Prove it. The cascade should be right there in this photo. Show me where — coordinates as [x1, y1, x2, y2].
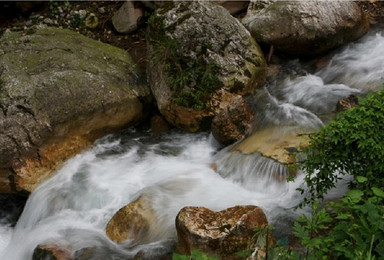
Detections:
[0, 28, 383, 260]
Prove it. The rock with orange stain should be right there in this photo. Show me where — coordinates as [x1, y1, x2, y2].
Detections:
[231, 127, 310, 166]
[176, 205, 273, 259]
[106, 196, 156, 244]
[33, 244, 72, 260]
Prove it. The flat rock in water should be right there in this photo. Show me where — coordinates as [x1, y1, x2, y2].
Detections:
[231, 127, 310, 165]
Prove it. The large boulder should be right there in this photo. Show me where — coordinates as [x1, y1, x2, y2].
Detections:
[0, 27, 151, 193]
[147, 1, 266, 133]
[176, 205, 273, 259]
[243, 0, 370, 57]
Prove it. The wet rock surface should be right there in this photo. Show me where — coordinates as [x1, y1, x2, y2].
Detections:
[176, 205, 272, 259]
[211, 95, 253, 145]
[106, 196, 155, 244]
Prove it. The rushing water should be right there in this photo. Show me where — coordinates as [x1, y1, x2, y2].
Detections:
[0, 28, 383, 260]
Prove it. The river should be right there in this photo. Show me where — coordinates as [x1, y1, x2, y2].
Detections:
[0, 28, 383, 259]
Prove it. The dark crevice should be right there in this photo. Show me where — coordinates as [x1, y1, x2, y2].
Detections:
[16, 104, 35, 117]
[5, 134, 21, 157]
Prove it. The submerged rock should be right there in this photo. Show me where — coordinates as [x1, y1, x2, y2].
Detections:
[33, 244, 72, 260]
[243, 0, 370, 57]
[106, 196, 156, 244]
[176, 205, 273, 259]
[0, 27, 151, 193]
[147, 1, 266, 133]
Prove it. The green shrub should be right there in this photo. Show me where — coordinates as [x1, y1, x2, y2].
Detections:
[292, 187, 384, 260]
[286, 88, 384, 259]
[299, 89, 384, 204]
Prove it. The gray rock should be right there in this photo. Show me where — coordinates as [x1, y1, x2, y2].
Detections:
[0, 27, 151, 193]
[98, 7, 106, 14]
[147, 1, 266, 133]
[78, 9, 87, 19]
[243, 0, 370, 57]
[112, 1, 144, 34]
[43, 18, 54, 25]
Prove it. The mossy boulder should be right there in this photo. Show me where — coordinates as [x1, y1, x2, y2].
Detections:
[0, 27, 151, 193]
[243, 1, 370, 57]
[147, 1, 266, 133]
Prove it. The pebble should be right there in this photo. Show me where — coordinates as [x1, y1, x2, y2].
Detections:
[98, 7, 106, 14]
[79, 10, 87, 19]
[43, 18, 54, 25]
[26, 20, 33, 26]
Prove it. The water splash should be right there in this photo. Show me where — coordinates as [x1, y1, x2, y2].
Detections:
[0, 131, 309, 259]
[317, 30, 384, 91]
[277, 75, 361, 114]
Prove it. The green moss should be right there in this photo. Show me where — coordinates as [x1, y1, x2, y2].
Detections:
[148, 11, 221, 110]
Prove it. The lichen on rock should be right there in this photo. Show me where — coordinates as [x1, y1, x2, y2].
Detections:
[0, 27, 151, 193]
[147, 1, 266, 133]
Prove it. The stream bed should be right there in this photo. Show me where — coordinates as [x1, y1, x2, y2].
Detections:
[0, 27, 383, 260]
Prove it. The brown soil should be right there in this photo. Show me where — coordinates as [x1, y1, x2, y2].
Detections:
[0, 1, 148, 72]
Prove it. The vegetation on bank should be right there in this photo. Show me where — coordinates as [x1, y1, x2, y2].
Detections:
[174, 89, 384, 259]
[147, 12, 221, 110]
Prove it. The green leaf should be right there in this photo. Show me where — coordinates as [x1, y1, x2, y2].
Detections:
[372, 187, 384, 198]
[234, 250, 251, 257]
[336, 213, 352, 220]
[375, 240, 384, 256]
[173, 253, 190, 260]
[346, 189, 364, 203]
[355, 176, 368, 183]
[190, 249, 202, 259]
